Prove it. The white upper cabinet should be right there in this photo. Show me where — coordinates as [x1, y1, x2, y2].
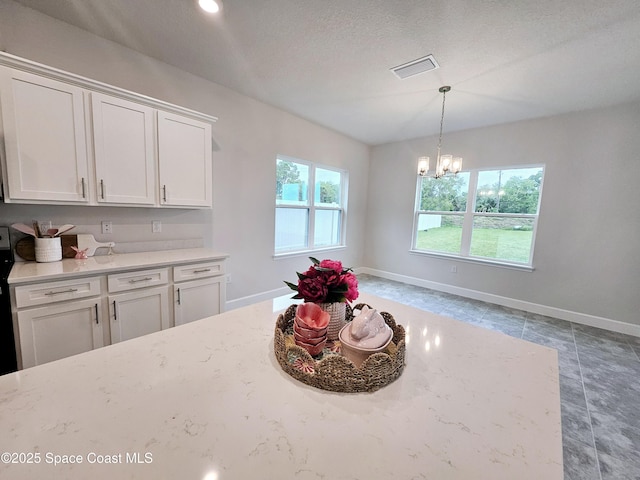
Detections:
[0, 68, 89, 203]
[158, 111, 212, 208]
[0, 53, 217, 208]
[91, 93, 156, 205]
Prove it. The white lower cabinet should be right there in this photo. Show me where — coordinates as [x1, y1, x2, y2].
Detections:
[11, 255, 227, 369]
[174, 277, 224, 326]
[107, 269, 170, 343]
[109, 286, 170, 343]
[17, 297, 105, 369]
[173, 261, 225, 326]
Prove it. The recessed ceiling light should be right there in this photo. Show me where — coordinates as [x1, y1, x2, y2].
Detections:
[199, 0, 220, 13]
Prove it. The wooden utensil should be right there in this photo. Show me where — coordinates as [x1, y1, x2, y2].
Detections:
[54, 224, 75, 236]
[46, 224, 75, 237]
[11, 223, 36, 237]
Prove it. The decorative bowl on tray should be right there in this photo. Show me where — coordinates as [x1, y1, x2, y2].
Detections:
[338, 322, 393, 368]
[274, 303, 406, 393]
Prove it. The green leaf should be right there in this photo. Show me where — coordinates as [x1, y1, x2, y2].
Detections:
[309, 256, 320, 265]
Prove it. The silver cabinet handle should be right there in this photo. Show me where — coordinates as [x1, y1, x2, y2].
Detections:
[193, 268, 211, 274]
[45, 288, 78, 296]
[128, 277, 153, 283]
[100, 179, 105, 199]
[81, 177, 86, 198]
[162, 185, 167, 202]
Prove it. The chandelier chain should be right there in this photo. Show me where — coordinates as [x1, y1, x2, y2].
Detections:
[437, 88, 447, 162]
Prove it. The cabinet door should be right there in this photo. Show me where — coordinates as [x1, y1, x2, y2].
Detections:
[110, 286, 170, 343]
[174, 277, 223, 326]
[91, 93, 156, 205]
[0, 68, 89, 202]
[17, 298, 105, 368]
[157, 111, 212, 207]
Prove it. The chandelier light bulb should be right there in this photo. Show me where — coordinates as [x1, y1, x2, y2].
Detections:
[417, 156, 429, 176]
[452, 157, 462, 173]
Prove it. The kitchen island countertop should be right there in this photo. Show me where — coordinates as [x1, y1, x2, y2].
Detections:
[0, 292, 563, 479]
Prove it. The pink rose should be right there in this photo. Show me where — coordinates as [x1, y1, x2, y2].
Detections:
[302, 266, 320, 278]
[320, 270, 342, 287]
[297, 277, 328, 303]
[319, 259, 343, 274]
[343, 273, 359, 302]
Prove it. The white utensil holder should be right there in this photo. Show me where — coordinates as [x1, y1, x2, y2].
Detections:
[35, 237, 62, 263]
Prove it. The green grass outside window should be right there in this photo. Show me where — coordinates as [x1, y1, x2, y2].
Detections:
[416, 227, 533, 263]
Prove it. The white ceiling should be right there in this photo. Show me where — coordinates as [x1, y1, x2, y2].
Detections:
[12, 0, 640, 145]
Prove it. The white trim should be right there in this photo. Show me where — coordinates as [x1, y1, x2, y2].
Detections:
[273, 245, 346, 260]
[408, 249, 534, 272]
[226, 286, 291, 311]
[357, 267, 640, 338]
[0, 52, 217, 124]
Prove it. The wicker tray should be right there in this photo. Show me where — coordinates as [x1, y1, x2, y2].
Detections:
[274, 303, 406, 393]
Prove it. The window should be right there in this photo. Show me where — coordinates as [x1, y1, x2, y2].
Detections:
[275, 156, 347, 254]
[413, 165, 544, 267]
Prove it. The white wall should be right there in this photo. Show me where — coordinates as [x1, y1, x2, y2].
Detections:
[365, 102, 640, 328]
[1, 1, 638, 332]
[0, 0, 370, 303]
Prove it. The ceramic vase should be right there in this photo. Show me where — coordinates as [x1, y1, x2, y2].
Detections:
[318, 302, 347, 341]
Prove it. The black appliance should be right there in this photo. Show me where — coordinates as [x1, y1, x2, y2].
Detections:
[0, 226, 17, 374]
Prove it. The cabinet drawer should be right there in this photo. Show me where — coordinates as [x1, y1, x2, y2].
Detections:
[173, 261, 225, 282]
[108, 268, 169, 293]
[15, 277, 102, 308]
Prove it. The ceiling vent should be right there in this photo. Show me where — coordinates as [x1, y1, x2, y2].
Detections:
[390, 54, 439, 79]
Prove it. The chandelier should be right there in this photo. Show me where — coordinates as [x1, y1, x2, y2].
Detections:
[417, 86, 462, 179]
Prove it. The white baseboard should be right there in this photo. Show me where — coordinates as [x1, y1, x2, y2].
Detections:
[357, 267, 640, 338]
[226, 286, 291, 311]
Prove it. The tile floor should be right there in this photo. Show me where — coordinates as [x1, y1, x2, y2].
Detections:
[357, 274, 640, 480]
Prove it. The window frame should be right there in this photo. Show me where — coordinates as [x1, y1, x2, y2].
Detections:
[411, 164, 545, 270]
[274, 155, 348, 257]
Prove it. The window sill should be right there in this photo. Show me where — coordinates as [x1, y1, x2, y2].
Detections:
[273, 245, 347, 260]
[409, 249, 534, 272]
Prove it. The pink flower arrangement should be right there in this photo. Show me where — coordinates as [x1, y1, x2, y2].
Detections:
[285, 257, 358, 304]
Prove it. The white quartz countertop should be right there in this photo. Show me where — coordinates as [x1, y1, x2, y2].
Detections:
[7, 248, 229, 284]
[0, 293, 563, 479]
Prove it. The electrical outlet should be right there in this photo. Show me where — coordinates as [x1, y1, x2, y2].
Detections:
[152, 221, 162, 233]
[450, 265, 457, 273]
[226, 274, 231, 284]
[101, 221, 113, 234]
